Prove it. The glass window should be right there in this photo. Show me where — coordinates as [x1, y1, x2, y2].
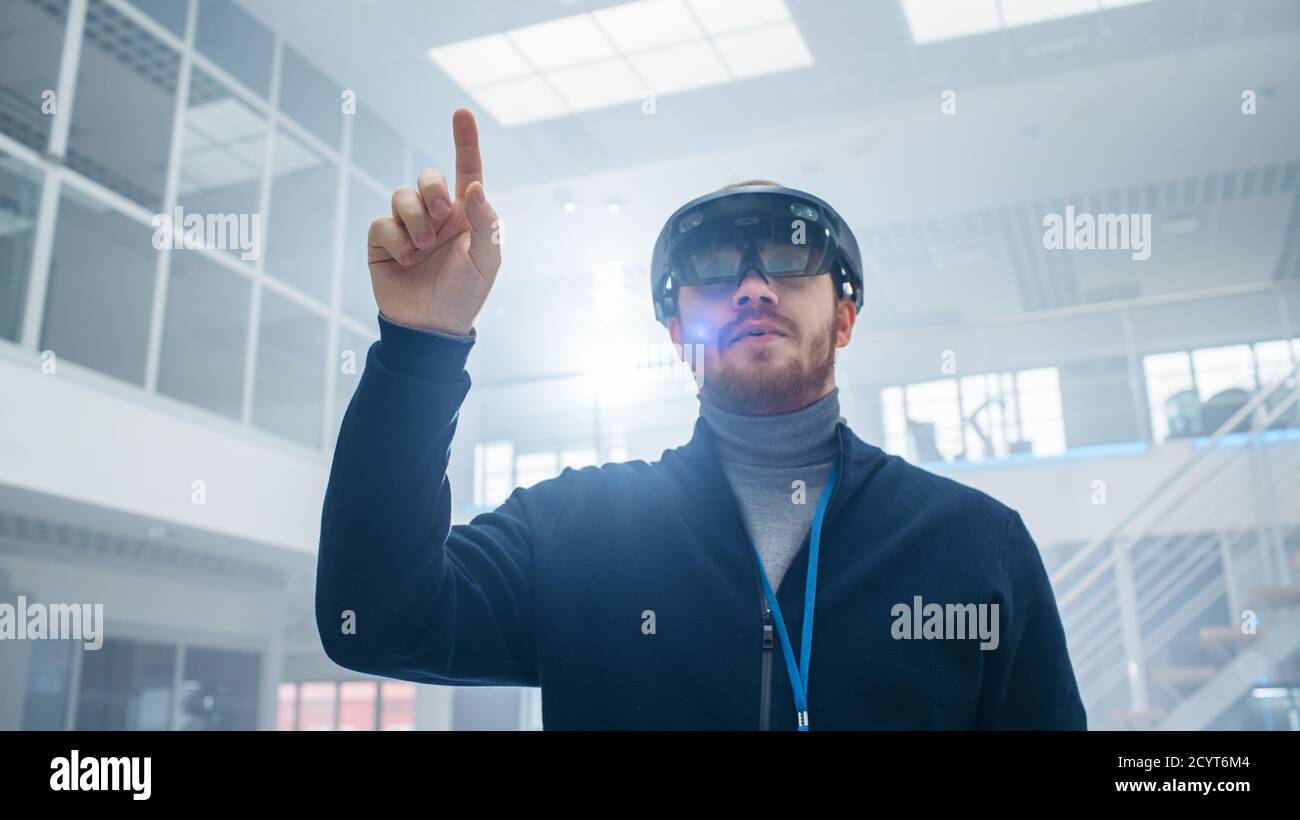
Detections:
[264, 127, 337, 302]
[175, 646, 260, 730]
[1254, 339, 1299, 388]
[0, 0, 68, 153]
[75, 637, 175, 730]
[251, 288, 326, 446]
[194, 0, 273, 98]
[352, 106, 405, 189]
[156, 251, 251, 419]
[1192, 344, 1256, 400]
[1254, 338, 1300, 431]
[1143, 351, 1195, 442]
[880, 385, 906, 456]
[881, 367, 1063, 462]
[338, 680, 377, 730]
[959, 374, 992, 460]
[67, 0, 180, 211]
[177, 68, 267, 264]
[341, 173, 385, 325]
[332, 326, 373, 445]
[1015, 367, 1066, 457]
[296, 681, 336, 731]
[904, 377, 962, 463]
[474, 440, 514, 507]
[276, 682, 297, 730]
[0, 155, 43, 342]
[278, 44, 341, 149]
[128, 0, 186, 37]
[515, 452, 560, 488]
[22, 637, 75, 730]
[379, 681, 415, 730]
[41, 187, 156, 385]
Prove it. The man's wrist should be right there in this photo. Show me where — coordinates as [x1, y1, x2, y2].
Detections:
[378, 310, 476, 341]
[375, 311, 476, 381]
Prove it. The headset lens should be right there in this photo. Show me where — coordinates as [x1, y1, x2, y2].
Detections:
[673, 219, 831, 285]
[688, 239, 814, 281]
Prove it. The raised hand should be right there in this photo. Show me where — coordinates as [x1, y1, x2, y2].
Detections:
[366, 108, 501, 335]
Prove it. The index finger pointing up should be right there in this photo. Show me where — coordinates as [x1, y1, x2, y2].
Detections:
[452, 108, 483, 202]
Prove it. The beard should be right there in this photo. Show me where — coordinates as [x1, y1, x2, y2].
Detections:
[700, 312, 837, 415]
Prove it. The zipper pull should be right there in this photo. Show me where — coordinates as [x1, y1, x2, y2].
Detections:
[761, 607, 774, 650]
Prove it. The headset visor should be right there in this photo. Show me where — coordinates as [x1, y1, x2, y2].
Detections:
[665, 193, 837, 287]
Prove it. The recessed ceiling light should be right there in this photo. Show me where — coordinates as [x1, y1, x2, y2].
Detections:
[564, 201, 577, 212]
[507, 14, 617, 71]
[685, 0, 791, 35]
[628, 40, 730, 93]
[427, 33, 533, 88]
[594, 0, 703, 53]
[900, 0, 1001, 45]
[469, 76, 569, 126]
[426, 0, 813, 126]
[547, 57, 644, 111]
[713, 21, 812, 80]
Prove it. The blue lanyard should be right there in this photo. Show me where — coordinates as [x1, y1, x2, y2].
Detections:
[751, 462, 837, 731]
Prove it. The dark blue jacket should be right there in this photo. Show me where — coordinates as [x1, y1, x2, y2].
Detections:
[316, 317, 1087, 730]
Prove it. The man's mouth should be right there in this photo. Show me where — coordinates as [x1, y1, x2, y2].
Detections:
[728, 321, 786, 346]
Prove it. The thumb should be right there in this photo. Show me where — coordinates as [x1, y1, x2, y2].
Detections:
[464, 181, 502, 278]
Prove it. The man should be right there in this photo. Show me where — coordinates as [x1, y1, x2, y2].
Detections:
[316, 108, 1087, 730]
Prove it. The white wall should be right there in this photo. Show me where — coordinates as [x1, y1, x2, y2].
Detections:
[938, 435, 1300, 550]
[0, 353, 328, 554]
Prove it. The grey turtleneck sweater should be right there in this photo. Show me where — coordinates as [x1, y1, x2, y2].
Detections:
[698, 388, 844, 592]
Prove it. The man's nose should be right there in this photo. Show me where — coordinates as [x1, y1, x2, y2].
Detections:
[731, 267, 779, 311]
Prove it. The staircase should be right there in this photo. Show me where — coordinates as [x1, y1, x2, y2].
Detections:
[1049, 363, 1300, 730]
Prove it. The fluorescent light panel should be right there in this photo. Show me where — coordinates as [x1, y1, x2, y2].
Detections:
[428, 0, 814, 126]
[593, 0, 702, 52]
[713, 20, 813, 79]
[507, 14, 616, 71]
[901, 0, 1000, 45]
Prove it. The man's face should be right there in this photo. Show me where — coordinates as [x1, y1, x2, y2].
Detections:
[668, 269, 856, 415]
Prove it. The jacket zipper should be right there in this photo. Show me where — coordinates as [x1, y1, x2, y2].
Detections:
[750, 425, 848, 731]
[759, 599, 774, 731]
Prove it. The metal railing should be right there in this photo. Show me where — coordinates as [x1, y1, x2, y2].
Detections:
[1050, 362, 1300, 724]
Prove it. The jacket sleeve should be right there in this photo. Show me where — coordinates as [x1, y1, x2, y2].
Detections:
[315, 314, 570, 687]
[976, 508, 1088, 729]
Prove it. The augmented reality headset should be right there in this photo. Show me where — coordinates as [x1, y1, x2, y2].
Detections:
[650, 185, 864, 327]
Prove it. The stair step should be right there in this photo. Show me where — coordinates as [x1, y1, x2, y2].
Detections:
[1244, 583, 1300, 609]
[1199, 625, 1264, 651]
[1153, 665, 1218, 687]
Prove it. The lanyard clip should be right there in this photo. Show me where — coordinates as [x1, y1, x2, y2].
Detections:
[797, 710, 809, 729]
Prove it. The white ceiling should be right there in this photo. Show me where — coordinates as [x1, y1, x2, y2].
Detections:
[234, 0, 1300, 383]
